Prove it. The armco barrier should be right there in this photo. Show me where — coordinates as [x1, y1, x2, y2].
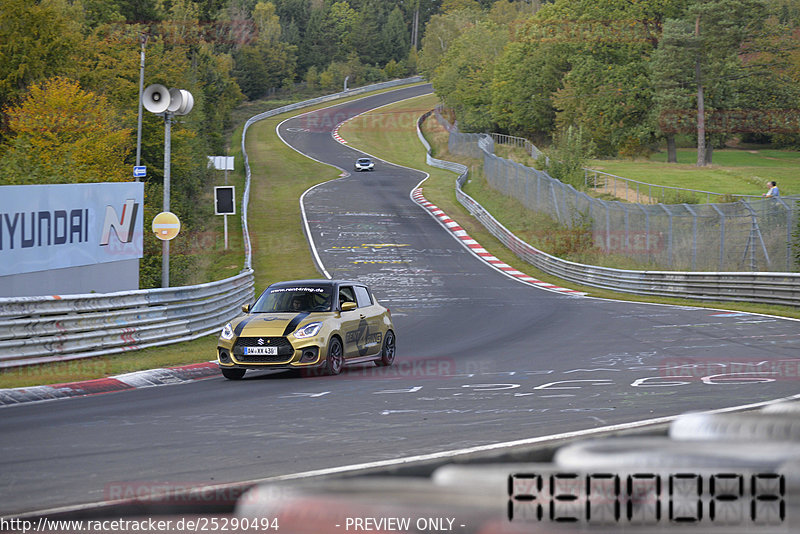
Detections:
[0, 271, 254, 368]
[417, 110, 800, 307]
[0, 78, 424, 369]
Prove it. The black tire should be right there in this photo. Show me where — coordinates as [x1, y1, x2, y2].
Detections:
[221, 367, 246, 380]
[375, 330, 396, 367]
[326, 337, 344, 376]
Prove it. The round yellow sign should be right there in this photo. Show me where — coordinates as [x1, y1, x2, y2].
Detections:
[152, 211, 181, 241]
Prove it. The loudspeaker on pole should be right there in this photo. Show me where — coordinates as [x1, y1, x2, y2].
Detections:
[142, 84, 170, 114]
[167, 88, 194, 115]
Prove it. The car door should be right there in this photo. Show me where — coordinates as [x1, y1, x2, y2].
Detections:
[353, 285, 384, 357]
[338, 285, 365, 359]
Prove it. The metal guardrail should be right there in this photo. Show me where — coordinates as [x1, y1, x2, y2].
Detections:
[0, 78, 424, 369]
[488, 132, 543, 159]
[0, 271, 254, 368]
[418, 110, 800, 307]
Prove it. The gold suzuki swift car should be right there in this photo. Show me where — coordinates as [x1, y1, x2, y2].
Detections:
[217, 280, 396, 379]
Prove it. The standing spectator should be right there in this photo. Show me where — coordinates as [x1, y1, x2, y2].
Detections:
[763, 181, 780, 198]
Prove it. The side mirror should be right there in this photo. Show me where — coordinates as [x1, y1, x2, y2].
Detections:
[242, 303, 251, 314]
[340, 301, 357, 312]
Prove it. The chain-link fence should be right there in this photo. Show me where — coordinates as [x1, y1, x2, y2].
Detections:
[446, 128, 798, 272]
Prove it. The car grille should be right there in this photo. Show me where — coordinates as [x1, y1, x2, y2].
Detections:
[234, 336, 294, 363]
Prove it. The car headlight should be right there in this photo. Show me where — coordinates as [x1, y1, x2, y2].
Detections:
[220, 322, 234, 340]
[294, 322, 322, 339]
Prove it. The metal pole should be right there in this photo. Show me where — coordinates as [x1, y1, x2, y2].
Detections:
[710, 203, 725, 271]
[135, 33, 148, 176]
[624, 203, 629, 252]
[637, 204, 650, 257]
[224, 148, 229, 250]
[162, 113, 172, 288]
[782, 199, 792, 272]
[683, 204, 698, 271]
[659, 204, 673, 267]
[525, 166, 529, 209]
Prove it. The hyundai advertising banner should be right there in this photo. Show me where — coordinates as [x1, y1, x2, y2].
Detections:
[0, 183, 144, 277]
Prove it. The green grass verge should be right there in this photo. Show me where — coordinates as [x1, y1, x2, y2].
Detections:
[588, 148, 800, 198]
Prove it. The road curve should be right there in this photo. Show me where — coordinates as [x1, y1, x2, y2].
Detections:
[1, 84, 798, 516]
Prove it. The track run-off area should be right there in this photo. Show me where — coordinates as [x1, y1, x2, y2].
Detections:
[1, 83, 799, 518]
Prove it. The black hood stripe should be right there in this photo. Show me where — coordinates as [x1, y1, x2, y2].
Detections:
[233, 315, 257, 337]
[283, 312, 311, 336]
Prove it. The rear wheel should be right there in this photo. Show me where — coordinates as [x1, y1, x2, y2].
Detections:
[326, 337, 344, 376]
[375, 330, 396, 367]
[221, 367, 246, 380]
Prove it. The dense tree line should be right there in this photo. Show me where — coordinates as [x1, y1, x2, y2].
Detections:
[0, 0, 459, 287]
[421, 0, 800, 165]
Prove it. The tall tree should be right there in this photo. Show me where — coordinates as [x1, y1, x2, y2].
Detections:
[652, 0, 773, 165]
[232, 0, 296, 98]
[692, 0, 770, 166]
[382, 6, 410, 63]
[253, 1, 283, 44]
[352, 0, 390, 65]
[299, 4, 335, 69]
[432, 20, 509, 131]
[0, 0, 82, 116]
[650, 18, 696, 162]
[491, 40, 568, 141]
[553, 54, 655, 157]
[0, 77, 132, 185]
[418, 9, 478, 78]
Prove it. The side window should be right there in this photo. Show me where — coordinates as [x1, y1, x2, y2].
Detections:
[354, 286, 373, 308]
[339, 286, 356, 307]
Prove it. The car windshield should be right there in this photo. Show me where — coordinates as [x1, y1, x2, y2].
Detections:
[358, 159, 371, 163]
[251, 286, 333, 313]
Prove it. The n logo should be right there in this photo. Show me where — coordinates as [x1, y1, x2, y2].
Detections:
[100, 199, 139, 245]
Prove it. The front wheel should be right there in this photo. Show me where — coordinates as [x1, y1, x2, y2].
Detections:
[326, 337, 344, 376]
[375, 330, 396, 367]
[221, 367, 246, 380]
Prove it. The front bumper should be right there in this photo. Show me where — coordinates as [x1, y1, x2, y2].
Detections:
[217, 336, 323, 369]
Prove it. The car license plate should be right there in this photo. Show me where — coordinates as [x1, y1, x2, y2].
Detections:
[244, 346, 278, 356]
